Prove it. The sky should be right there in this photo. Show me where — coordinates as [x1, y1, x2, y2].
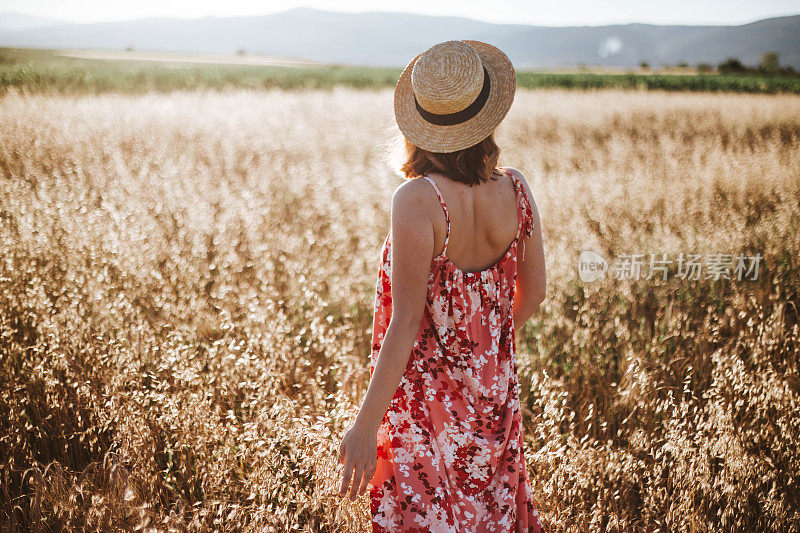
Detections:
[2, 0, 799, 26]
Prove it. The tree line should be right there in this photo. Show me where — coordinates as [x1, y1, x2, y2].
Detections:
[638, 52, 796, 75]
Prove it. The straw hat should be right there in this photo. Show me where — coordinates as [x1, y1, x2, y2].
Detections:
[394, 40, 516, 153]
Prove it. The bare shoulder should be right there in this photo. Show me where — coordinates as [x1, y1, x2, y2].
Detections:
[389, 178, 438, 260]
[501, 166, 539, 214]
[391, 177, 437, 225]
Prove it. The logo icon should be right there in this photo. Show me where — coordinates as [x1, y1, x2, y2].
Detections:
[578, 250, 607, 282]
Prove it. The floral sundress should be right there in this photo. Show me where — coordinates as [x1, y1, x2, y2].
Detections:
[367, 167, 546, 532]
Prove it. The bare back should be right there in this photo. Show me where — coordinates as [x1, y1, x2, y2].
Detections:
[423, 169, 520, 273]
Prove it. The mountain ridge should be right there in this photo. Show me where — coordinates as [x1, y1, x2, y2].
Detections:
[1, 8, 797, 68]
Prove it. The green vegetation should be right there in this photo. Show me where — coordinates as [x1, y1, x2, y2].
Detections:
[717, 52, 797, 76]
[696, 62, 712, 73]
[2, 47, 800, 94]
[515, 70, 800, 93]
[0, 48, 402, 93]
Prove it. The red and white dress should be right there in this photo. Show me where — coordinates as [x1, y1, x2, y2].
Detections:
[367, 167, 546, 532]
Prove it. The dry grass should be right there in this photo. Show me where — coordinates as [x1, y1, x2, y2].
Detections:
[0, 87, 799, 531]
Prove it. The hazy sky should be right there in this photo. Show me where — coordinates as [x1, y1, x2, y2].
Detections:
[3, 0, 799, 26]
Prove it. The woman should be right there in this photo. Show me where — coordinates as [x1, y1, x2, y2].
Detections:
[338, 40, 547, 532]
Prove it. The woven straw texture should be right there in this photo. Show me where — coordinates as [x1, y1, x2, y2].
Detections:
[394, 40, 516, 153]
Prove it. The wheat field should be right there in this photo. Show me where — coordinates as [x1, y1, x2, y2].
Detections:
[1, 87, 799, 531]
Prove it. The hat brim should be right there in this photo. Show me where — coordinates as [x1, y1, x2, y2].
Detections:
[394, 40, 516, 154]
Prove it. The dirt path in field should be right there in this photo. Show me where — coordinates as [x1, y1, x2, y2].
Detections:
[57, 49, 324, 68]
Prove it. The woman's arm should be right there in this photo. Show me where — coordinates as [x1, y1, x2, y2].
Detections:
[511, 170, 546, 332]
[338, 179, 433, 500]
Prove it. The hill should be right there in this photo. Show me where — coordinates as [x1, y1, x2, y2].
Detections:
[0, 8, 798, 68]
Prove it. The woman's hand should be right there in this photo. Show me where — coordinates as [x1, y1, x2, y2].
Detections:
[338, 421, 378, 500]
[333, 182, 429, 500]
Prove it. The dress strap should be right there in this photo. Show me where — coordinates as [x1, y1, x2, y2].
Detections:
[421, 175, 450, 255]
[501, 167, 535, 262]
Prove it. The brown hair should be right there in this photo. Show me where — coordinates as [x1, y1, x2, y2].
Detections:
[399, 132, 501, 186]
